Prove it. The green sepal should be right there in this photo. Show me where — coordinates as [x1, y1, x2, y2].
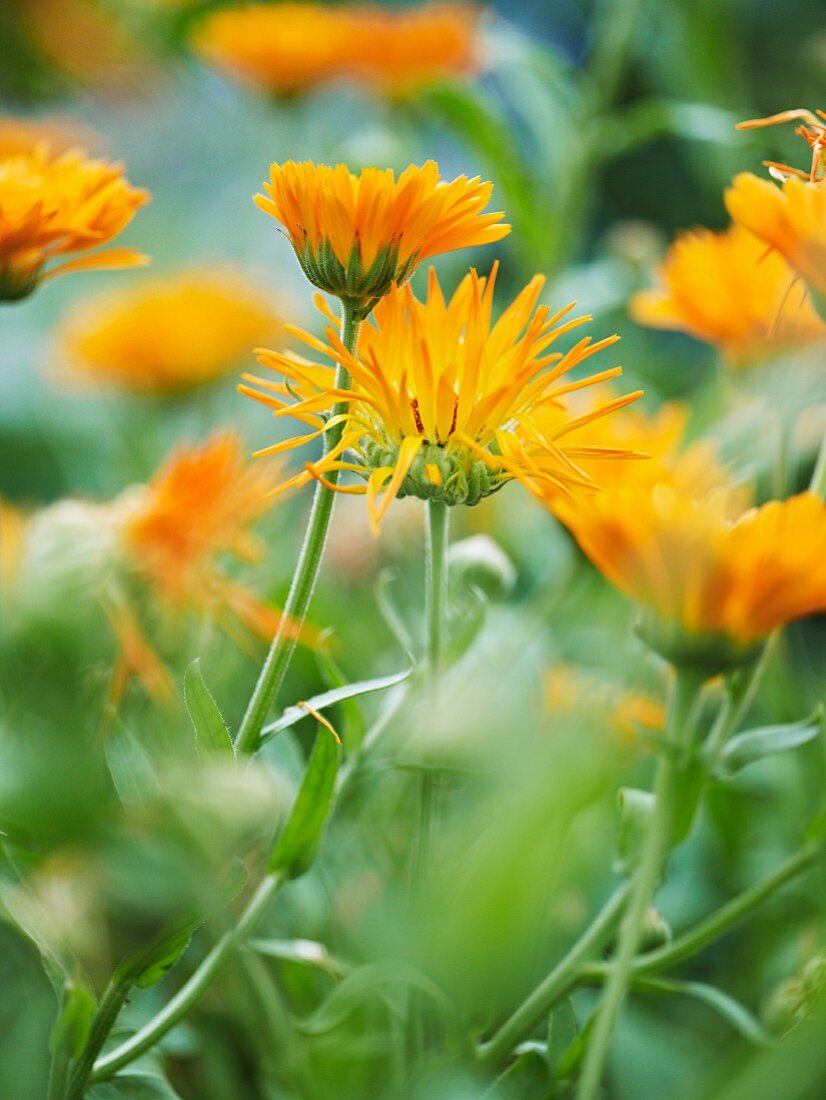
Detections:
[613, 787, 655, 875]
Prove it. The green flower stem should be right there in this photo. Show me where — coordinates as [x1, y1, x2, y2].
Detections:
[90, 872, 284, 1085]
[576, 670, 705, 1100]
[579, 843, 819, 985]
[809, 427, 826, 500]
[234, 302, 361, 756]
[425, 499, 449, 681]
[704, 643, 772, 763]
[476, 881, 632, 1070]
[65, 979, 132, 1099]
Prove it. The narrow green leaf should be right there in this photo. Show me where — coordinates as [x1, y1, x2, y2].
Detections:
[548, 996, 579, 1073]
[183, 660, 233, 756]
[634, 977, 773, 1045]
[88, 1070, 183, 1099]
[249, 937, 351, 978]
[374, 568, 415, 652]
[268, 727, 340, 878]
[259, 664, 412, 746]
[294, 960, 457, 1036]
[614, 787, 655, 875]
[315, 650, 366, 751]
[484, 1048, 550, 1099]
[49, 980, 95, 1058]
[717, 709, 822, 777]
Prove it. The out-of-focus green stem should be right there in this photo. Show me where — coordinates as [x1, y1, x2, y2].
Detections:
[91, 873, 283, 1084]
[576, 670, 704, 1100]
[65, 979, 132, 1099]
[476, 881, 631, 1070]
[580, 844, 819, 985]
[809, 428, 826, 499]
[235, 302, 360, 756]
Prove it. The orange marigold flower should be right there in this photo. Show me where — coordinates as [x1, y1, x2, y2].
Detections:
[725, 173, 826, 301]
[630, 224, 826, 364]
[240, 264, 641, 532]
[118, 432, 317, 648]
[254, 159, 509, 314]
[193, 2, 479, 100]
[56, 269, 281, 394]
[0, 115, 98, 161]
[0, 499, 28, 593]
[562, 484, 826, 662]
[0, 145, 149, 302]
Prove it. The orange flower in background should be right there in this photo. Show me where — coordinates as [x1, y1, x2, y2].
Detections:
[118, 432, 315, 646]
[57, 269, 281, 394]
[193, 3, 352, 97]
[0, 115, 98, 161]
[256, 159, 509, 312]
[0, 146, 149, 302]
[544, 664, 665, 743]
[0, 500, 28, 592]
[193, 2, 479, 99]
[630, 224, 826, 364]
[563, 484, 826, 651]
[241, 264, 641, 531]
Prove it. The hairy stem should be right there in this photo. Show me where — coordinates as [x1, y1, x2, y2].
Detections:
[576, 671, 704, 1100]
[235, 302, 360, 755]
[65, 979, 131, 1099]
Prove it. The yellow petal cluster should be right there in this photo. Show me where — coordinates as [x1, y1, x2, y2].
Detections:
[57, 269, 281, 394]
[194, 2, 478, 99]
[0, 145, 149, 301]
[631, 223, 826, 363]
[255, 159, 509, 312]
[241, 265, 641, 531]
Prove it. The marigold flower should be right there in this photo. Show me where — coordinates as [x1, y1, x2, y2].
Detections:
[0, 115, 97, 161]
[630, 224, 826, 364]
[254, 160, 509, 315]
[193, 2, 478, 99]
[57, 269, 281, 394]
[0, 146, 149, 302]
[241, 265, 641, 532]
[725, 173, 826, 301]
[562, 485, 826, 661]
[0, 499, 28, 593]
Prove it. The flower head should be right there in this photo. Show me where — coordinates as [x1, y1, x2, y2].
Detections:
[0, 145, 149, 301]
[562, 483, 826, 665]
[193, 2, 479, 100]
[0, 499, 27, 593]
[254, 160, 509, 315]
[726, 108, 826, 301]
[630, 223, 826, 364]
[241, 265, 642, 532]
[57, 269, 281, 394]
[726, 173, 826, 301]
[545, 663, 665, 743]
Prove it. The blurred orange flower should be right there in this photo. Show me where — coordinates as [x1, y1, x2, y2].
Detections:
[544, 664, 665, 743]
[0, 500, 28, 592]
[193, 2, 479, 99]
[242, 264, 641, 531]
[255, 159, 508, 312]
[57, 269, 281, 394]
[726, 173, 826, 301]
[0, 115, 98, 160]
[630, 223, 826, 364]
[0, 146, 149, 302]
[563, 484, 826, 651]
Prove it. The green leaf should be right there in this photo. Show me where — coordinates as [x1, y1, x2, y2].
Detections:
[294, 960, 457, 1036]
[547, 996, 579, 1073]
[259, 664, 412, 747]
[484, 1048, 551, 1099]
[184, 660, 233, 757]
[443, 582, 488, 668]
[716, 709, 822, 778]
[374, 568, 415, 652]
[268, 727, 340, 878]
[133, 928, 193, 990]
[88, 1070, 182, 1099]
[634, 977, 773, 1045]
[249, 937, 351, 978]
[315, 650, 366, 751]
[614, 787, 655, 875]
[49, 980, 95, 1058]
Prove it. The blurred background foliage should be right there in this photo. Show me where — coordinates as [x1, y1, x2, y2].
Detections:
[1, 1, 826, 1098]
